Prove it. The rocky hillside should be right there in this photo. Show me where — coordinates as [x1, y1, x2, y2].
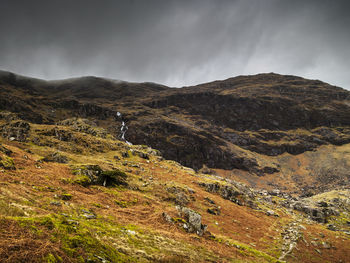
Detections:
[0, 115, 349, 262]
[1, 70, 350, 194]
[0, 70, 350, 262]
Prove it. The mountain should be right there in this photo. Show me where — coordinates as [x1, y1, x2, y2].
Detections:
[0, 71, 349, 262]
[1, 70, 350, 194]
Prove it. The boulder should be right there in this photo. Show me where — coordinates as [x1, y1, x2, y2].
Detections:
[177, 206, 207, 236]
[162, 212, 173, 224]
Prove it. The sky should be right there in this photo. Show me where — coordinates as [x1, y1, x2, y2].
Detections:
[0, 0, 349, 89]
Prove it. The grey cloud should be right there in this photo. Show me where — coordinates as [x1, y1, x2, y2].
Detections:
[0, 0, 349, 89]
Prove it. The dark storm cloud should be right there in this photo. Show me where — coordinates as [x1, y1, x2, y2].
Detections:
[0, 0, 349, 89]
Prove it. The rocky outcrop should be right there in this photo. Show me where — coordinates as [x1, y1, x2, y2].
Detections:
[279, 222, 304, 261]
[166, 186, 194, 206]
[176, 206, 207, 236]
[0, 121, 30, 142]
[281, 194, 347, 224]
[129, 119, 279, 175]
[198, 181, 256, 208]
[43, 152, 69, 164]
[72, 165, 127, 187]
[57, 118, 107, 138]
[57, 100, 116, 120]
[292, 202, 339, 223]
[39, 128, 77, 142]
[0, 111, 19, 122]
[1, 72, 350, 180]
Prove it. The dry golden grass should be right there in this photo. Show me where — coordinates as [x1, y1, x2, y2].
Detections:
[0, 122, 349, 262]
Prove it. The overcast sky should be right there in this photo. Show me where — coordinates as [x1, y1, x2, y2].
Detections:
[0, 0, 349, 89]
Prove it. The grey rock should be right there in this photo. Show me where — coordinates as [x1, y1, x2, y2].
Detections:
[292, 201, 340, 223]
[166, 186, 192, 206]
[57, 118, 107, 138]
[266, 210, 279, 217]
[178, 207, 207, 236]
[162, 212, 173, 224]
[198, 182, 256, 208]
[0, 121, 30, 142]
[43, 152, 69, 163]
[81, 210, 97, 219]
[175, 192, 190, 206]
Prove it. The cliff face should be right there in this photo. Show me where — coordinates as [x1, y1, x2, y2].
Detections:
[1, 71, 350, 192]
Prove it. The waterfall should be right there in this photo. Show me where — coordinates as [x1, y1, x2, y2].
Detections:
[117, 112, 132, 145]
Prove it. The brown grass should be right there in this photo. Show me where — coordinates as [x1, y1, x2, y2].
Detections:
[0, 133, 349, 262]
[0, 218, 71, 263]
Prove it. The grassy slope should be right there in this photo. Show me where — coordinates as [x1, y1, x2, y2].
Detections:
[0, 121, 349, 262]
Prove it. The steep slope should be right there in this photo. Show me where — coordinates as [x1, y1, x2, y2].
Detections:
[1, 71, 350, 194]
[0, 117, 349, 262]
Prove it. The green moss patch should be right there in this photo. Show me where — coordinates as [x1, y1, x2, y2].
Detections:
[0, 155, 15, 170]
[72, 165, 127, 187]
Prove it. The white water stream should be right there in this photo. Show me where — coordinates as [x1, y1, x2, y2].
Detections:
[117, 112, 132, 145]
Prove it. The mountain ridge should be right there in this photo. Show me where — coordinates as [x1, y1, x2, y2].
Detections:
[1, 70, 350, 194]
[0, 70, 350, 262]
